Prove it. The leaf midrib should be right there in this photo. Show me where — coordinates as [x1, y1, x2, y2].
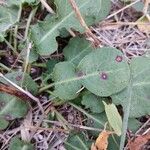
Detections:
[53, 68, 125, 87]
[39, 1, 89, 44]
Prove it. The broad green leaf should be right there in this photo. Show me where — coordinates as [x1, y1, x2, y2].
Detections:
[63, 37, 93, 66]
[111, 57, 150, 118]
[77, 47, 130, 96]
[1, 71, 38, 94]
[19, 42, 39, 63]
[30, 0, 111, 55]
[46, 60, 58, 73]
[0, 117, 9, 130]
[0, 93, 28, 119]
[65, 133, 92, 150]
[6, 0, 36, 6]
[41, 59, 59, 85]
[132, 1, 144, 12]
[107, 135, 120, 150]
[86, 113, 107, 136]
[128, 118, 141, 133]
[59, 27, 70, 38]
[82, 92, 105, 113]
[21, 50, 39, 63]
[52, 62, 82, 100]
[103, 102, 122, 136]
[0, 5, 19, 41]
[9, 137, 34, 150]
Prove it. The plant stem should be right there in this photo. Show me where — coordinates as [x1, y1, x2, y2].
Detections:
[119, 75, 133, 150]
[4, 38, 18, 55]
[53, 108, 71, 130]
[24, 7, 38, 40]
[40, 0, 55, 14]
[0, 63, 11, 72]
[14, 4, 22, 52]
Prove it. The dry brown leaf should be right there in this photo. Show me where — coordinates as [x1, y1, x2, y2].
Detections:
[128, 133, 150, 150]
[91, 130, 113, 150]
[91, 143, 97, 150]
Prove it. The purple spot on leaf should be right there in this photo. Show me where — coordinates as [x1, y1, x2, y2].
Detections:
[16, 75, 22, 81]
[100, 72, 108, 80]
[115, 55, 123, 62]
[77, 71, 84, 78]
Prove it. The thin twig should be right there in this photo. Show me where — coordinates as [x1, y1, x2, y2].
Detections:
[14, 4, 22, 53]
[23, 42, 31, 73]
[135, 117, 150, 135]
[26, 126, 68, 133]
[0, 73, 44, 114]
[43, 120, 103, 132]
[68, 0, 100, 46]
[106, 0, 141, 19]
[24, 7, 38, 40]
[40, 0, 55, 14]
[103, 22, 150, 26]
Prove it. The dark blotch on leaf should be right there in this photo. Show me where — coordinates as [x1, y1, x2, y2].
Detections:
[0, 102, 5, 108]
[4, 114, 13, 121]
[100, 72, 108, 80]
[115, 55, 123, 62]
[77, 71, 85, 78]
[15, 75, 22, 81]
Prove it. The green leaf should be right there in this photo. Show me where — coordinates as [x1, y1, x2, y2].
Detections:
[128, 118, 141, 133]
[52, 62, 82, 100]
[30, 0, 111, 55]
[65, 132, 92, 150]
[0, 72, 35, 127]
[9, 137, 34, 150]
[41, 59, 59, 85]
[59, 27, 70, 38]
[103, 102, 122, 136]
[21, 50, 39, 64]
[82, 92, 105, 113]
[63, 37, 93, 66]
[108, 135, 120, 150]
[132, 2, 144, 12]
[2, 71, 38, 94]
[111, 57, 150, 118]
[86, 113, 107, 136]
[0, 5, 19, 41]
[77, 47, 130, 96]
[46, 59, 59, 74]
[18, 42, 39, 63]
[0, 117, 9, 130]
[6, 0, 36, 6]
[0, 93, 28, 119]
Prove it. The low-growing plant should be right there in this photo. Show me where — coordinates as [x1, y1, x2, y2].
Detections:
[0, 0, 149, 149]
